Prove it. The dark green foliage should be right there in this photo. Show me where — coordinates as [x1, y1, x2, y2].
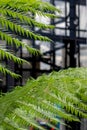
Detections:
[0, 68, 87, 129]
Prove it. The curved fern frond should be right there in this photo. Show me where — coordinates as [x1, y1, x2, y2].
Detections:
[0, 64, 21, 78]
[0, 49, 29, 65]
[0, 0, 60, 77]
[0, 9, 54, 30]
[0, 16, 51, 41]
[0, 68, 87, 129]
[0, 0, 61, 13]
[3, 4, 59, 18]
[0, 31, 41, 55]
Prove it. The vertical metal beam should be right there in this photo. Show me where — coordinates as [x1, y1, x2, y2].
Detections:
[50, 0, 56, 70]
[66, 1, 81, 129]
[69, 0, 77, 67]
[69, 0, 76, 38]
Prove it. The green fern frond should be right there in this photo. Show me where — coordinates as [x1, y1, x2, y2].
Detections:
[3, 4, 59, 19]
[0, 31, 41, 55]
[2, 117, 25, 130]
[0, 9, 54, 30]
[0, 17, 51, 41]
[0, 64, 21, 78]
[0, 49, 29, 65]
[0, 0, 60, 77]
[0, 68, 87, 129]
[14, 108, 45, 130]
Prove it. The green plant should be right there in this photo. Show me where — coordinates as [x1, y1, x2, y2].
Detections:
[0, 67, 87, 129]
[0, 0, 60, 78]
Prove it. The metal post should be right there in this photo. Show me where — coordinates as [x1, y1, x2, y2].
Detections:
[69, 0, 77, 67]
